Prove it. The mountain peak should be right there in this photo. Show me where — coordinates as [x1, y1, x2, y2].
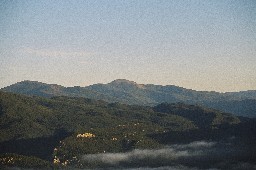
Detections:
[110, 79, 137, 85]
[109, 79, 145, 89]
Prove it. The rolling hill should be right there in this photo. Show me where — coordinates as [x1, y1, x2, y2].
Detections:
[2, 79, 256, 117]
[1, 91, 256, 168]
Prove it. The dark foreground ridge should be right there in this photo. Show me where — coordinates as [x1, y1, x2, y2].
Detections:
[0, 91, 256, 169]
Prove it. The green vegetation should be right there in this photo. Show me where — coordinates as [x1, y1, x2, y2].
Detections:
[153, 103, 240, 129]
[2, 79, 256, 117]
[0, 92, 198, 143]
[0, 91, 255, 168]
[53, 124, 163, 167]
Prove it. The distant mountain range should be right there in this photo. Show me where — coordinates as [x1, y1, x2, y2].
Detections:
[2, 79, 256, 117]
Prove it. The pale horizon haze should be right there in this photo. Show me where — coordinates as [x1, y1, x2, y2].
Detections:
[1, 0, 256, 92]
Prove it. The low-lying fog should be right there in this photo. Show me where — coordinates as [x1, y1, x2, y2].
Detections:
[81, 140, 255, 170]
[7, 140, 256, 170]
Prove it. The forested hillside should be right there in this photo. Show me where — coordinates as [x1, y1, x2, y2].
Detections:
[0, 91, 255, 168]
[2, 79, 256, 117]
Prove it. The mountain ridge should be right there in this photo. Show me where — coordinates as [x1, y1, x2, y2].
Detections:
[4, 79, 255, 93]
[2, 79, 256, 117]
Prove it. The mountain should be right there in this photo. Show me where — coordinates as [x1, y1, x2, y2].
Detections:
[153, 102, 240, 129]
[1, 91, 256, 168]
[0, 91, 256, 169]
[204, 99, 256, 118]
[2, 79, 256, 117]
[0, 91, 197, 143]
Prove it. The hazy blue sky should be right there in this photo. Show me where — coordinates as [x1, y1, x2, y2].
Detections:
[1, 0, 256, 92]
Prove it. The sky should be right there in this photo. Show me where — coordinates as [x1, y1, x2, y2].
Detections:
[0, 0, 256, 92]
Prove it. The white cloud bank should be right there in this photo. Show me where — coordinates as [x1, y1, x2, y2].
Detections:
[81, 141, 256, 170]
[83, 141, 216, 165]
